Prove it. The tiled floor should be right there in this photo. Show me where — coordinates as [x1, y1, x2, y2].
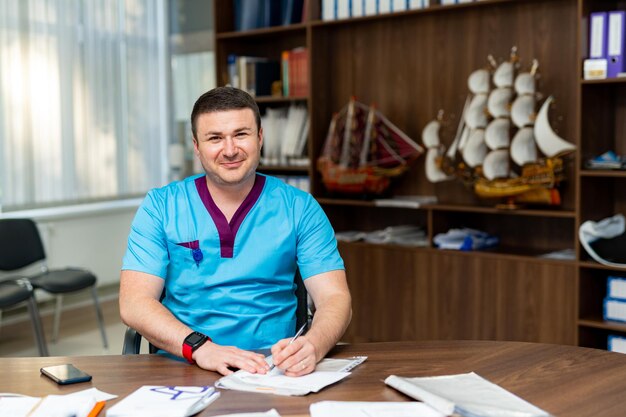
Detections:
[0, 294, 140, 357]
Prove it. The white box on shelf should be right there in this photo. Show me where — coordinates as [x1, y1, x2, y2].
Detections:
[583, 58, 607, 79]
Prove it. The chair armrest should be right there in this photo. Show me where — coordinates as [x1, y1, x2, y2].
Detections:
[122, 326, 142, 355]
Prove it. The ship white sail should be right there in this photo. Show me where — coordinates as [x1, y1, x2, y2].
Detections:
[462, 129, 487, 168]
[493, 60, 514, 88]
[485, 118, 510, 150]
[483, 149, 510, 180]
[426, 148, 453, 183]
[510, 127, 537, 166]
[468, 68, 490, 94]
[511, 95, 535, 128]
[487, 87, 513, 118]
[421, 119, 454, 183]
[422, 119, 441, 148]
[465, 94, 488, 129]
[534, 96, 576, 157]
[514, 59, 538, 95]
[514, 72, 536, 96]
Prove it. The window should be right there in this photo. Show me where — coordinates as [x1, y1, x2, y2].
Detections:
[0, 0, 168, 211]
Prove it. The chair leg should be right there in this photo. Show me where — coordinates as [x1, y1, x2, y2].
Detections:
[26, 296, 49, 356]
[91, 286, 108, 349]
[52, 295, 63, 343]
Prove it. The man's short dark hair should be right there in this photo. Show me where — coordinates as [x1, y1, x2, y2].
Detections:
[190, 87, 261, 140]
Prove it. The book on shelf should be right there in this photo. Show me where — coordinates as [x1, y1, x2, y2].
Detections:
[281, 47, 308, 97]
[261, 104, 309, 166]
[233, 0, 304, 31]
[233, 0, 280, 31]
[227, 55, 281, 98]
[281, 0, 305, 25]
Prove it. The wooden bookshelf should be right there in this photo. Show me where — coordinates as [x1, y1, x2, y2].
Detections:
[212, 0, 626, 349]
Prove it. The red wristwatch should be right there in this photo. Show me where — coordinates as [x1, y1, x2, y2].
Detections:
[182, 331, 210, 364]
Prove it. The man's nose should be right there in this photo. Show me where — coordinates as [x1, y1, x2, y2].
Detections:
[223, 137, 237, 156]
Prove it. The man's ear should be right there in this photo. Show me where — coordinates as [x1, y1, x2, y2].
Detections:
[258, 127, 264, 148]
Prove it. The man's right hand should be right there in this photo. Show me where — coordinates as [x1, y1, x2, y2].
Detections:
[193, 342, 270, 376]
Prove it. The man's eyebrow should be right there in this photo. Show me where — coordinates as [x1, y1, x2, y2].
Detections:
[203, 127, 254, 136]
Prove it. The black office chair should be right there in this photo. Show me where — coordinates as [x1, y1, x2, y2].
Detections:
[122, 270, 311, 354]
[0, 218, 108, 349]
[0, 278, 49, 356]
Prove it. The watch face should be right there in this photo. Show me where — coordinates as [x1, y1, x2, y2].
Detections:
[186, 332, 205, 346]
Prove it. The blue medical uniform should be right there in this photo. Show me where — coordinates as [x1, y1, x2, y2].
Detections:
[122, 173, 344, 350]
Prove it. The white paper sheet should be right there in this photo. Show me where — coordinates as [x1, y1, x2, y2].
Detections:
[105, 386, 219, 417]
[216, 370, 349, 396]
[385, 372, 552, 417]
[0, 388, 117, 417]
[212, 409, 282, 417]
[310, 401, 445, 417]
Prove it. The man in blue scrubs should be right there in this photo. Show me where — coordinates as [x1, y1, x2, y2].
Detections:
[119, 87, 352, 376]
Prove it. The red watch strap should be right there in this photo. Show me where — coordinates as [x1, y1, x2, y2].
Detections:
[182, 342, 194, 364]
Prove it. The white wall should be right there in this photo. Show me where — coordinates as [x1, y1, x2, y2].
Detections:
[0, 200, 140, 287]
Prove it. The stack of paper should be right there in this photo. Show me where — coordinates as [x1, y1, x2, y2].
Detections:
[385, 372, 552, 417]
[216, 357, 366, 396]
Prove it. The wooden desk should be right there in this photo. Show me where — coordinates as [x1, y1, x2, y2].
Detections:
[3, 340, 626, 416]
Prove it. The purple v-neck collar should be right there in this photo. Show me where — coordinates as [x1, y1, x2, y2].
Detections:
[194, 174, 266, 258]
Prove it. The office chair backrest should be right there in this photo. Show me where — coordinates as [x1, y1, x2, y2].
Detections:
[294, 269, 308, 331]
[0, 219, 47, 271]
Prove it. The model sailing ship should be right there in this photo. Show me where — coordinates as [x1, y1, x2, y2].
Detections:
[318, 97, 424, 195]
[422, 47, 576, 206]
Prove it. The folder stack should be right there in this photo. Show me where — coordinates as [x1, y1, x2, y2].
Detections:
[603, 276, 626, 323]
[585, 9, 626, 79]
[321, 0, 430, 21]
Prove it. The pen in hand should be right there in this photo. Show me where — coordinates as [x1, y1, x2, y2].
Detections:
[268, 323, 307, 372]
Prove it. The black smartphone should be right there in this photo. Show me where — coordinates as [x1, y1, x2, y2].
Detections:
[40, 364, 92, 385]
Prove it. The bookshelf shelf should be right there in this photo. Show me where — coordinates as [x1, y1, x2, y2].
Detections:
[216, 23, 307, 40]
[581, 77, 626, 85]
[579, 170, 626, 178]
[579, 317, 626, 332]
[213, 0, 623, 349]
[579, 261, 626, 272]
[258, 165, 309, 173]
[430, 204, 576, 218]
[254, 95, 308, 104]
